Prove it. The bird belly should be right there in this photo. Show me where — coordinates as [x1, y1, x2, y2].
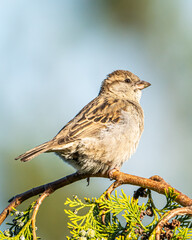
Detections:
[75, 114, 142, 173]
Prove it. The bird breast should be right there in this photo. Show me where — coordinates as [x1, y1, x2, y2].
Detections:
[79, 108, 144, 168]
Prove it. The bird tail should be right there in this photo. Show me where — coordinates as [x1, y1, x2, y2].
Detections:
[15, 141, 52, 162]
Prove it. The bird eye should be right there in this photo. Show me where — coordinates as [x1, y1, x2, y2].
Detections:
[125, 78, 131, 83]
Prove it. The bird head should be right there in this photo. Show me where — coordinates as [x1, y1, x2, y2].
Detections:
[99, 70, 151, 102]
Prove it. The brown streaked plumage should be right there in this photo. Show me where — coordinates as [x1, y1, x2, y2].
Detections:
[15, 70, 151, 174]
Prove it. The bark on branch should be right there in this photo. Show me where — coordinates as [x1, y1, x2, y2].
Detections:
[0, 170, 192, 233]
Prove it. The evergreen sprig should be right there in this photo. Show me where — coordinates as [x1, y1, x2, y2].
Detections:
[1, 188, 191, 239]
[0, 201, 39, 240]
[64, 189, 192, 239]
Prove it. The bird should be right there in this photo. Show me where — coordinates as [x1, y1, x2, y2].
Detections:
[15, 70, 151, 175]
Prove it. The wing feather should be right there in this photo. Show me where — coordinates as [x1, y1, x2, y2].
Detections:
[52, 96, 134, 146]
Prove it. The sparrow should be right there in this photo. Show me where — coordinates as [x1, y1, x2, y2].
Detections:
[15, 70, 151, 174]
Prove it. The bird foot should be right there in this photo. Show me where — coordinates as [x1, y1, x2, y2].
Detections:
[108, 167, 120, 179]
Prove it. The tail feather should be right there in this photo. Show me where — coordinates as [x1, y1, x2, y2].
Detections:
[15, 141, 52, 162]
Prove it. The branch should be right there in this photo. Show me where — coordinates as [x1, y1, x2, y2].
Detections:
[112, 172, 192, 207]
[0, 170, 192, 227]
[0, 172, 100, 225]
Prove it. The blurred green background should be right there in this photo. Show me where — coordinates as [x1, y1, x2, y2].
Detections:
[0, 0, 192, 239]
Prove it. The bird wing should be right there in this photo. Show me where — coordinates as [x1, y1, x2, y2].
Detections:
[52, 96, 129, 146]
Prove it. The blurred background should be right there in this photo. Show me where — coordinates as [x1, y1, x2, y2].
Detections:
[0, 0, 192, 239]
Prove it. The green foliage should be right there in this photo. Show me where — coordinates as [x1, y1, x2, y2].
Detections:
[1, 188, 191, 239]
[64, 188, 192, 239]
[0, 201, 39, 240]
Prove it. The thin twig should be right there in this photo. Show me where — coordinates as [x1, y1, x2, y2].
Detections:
[31, 192, 50, 240]
[154, 205, 192, 240]
[104, 180, 122, 199]
[101, 181, 122, 224]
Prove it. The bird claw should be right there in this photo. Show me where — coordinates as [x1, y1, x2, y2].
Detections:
[87, 177, 90, 186]
[108, 167, 120, 179]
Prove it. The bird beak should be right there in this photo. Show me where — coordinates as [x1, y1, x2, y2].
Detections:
[136, 80, 151, 90]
